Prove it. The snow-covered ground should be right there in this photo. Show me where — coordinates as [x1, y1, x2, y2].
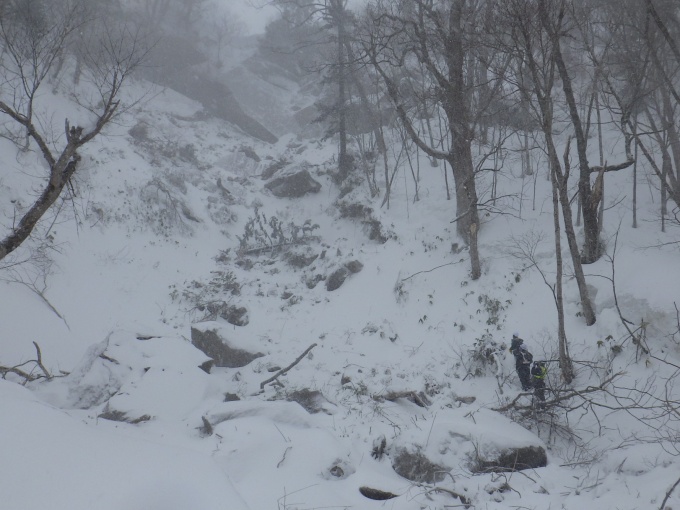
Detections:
[1, 53, 679, 510]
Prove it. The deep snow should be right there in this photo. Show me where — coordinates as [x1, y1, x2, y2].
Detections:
[1, 44, 680, 510]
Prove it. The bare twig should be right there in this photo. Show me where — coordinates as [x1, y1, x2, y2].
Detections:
[277, 446, 292, 468]
[492, 373, 622, 413]
[401, 261, 465, 282]
[260, 343, 318, 390]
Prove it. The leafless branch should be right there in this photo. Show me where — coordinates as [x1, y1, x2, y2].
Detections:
[260, 343, 318, 390]
[0, 341, 54, 383]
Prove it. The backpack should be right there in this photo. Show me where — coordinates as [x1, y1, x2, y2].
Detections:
[519, 345, 533, 364]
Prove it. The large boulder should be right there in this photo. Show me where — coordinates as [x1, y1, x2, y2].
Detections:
[389, 407, 546, 480]
[265, 168, 321, 198]
[391, 447, 450, 484]
[190, 323, 264, 369]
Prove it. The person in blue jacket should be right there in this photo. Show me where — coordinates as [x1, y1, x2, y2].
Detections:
[509, 333, 533, 391]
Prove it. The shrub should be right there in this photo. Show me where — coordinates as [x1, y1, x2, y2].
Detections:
[236, 208, 319, 256]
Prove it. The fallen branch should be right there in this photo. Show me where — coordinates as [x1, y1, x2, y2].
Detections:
[32, 341, 52, 380]
[0, 341, 53, 383]
[401, 261, 465, 282]
[260, 343, 317, 390]
[420, 486, 471, 508]
[492, 373, 622, 412]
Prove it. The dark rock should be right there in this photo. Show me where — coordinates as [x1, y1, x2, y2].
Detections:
[98, 410, 151, 424]
[190, 327, 264, 368]
[205, 302, 249, 326]
[473, 445, 547, 473]
[265, 169, 321, 198]
[261, 159, 289, 180]
[199, 360, 214, 373]
[326, 267, 349, 291]
[454, 396, 477, 405]
[306, 274, 324, 289]
[286, 388, 332, 414]
[239, 146, 261, 162]
[344, 260, 364, 273]
[224, 393, 241, 402]
[284, 252, 318, 269]
[365, 219, 389, 243]
[392, 448, 450, 484]
[359, 487, 398, 501]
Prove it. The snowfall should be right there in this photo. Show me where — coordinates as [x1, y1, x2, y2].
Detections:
[1, 32, 680, 510]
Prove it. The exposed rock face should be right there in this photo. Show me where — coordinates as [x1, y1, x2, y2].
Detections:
[141, 41, 278, 144]
[265, 169, 321, 198]
[190, 327, 264, 369]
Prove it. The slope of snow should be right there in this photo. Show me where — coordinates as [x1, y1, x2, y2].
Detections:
[1, 57, 679, 510]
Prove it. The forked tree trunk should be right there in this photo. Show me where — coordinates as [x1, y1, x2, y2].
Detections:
[539, 0, 602, 263]
[551, 138, 597, 326]
[552, 154, 574, 383]
[519, 3, 597, 326]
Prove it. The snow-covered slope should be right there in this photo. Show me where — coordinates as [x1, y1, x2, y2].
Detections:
[1, 56, 680, 510]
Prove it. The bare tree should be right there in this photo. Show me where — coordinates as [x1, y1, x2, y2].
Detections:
[361, 0, 511, 280]
[538, 0, 635, 264]
[500, 0, 596, 325]
[0, 4, 149, 262]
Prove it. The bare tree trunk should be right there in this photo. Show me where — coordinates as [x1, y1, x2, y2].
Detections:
[633, 125, 638, 228]
[365, 0, 482, 280]
[549, 137, 597, 326]
[554, 148, 574, 383]
[514, 1, 597, 325]
[538, 0, 601, 263]
[596, 91, 605, 236]
[335, 1, 351, 181]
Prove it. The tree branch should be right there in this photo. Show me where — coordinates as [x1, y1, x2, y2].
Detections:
[260, 343, 318, 390]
